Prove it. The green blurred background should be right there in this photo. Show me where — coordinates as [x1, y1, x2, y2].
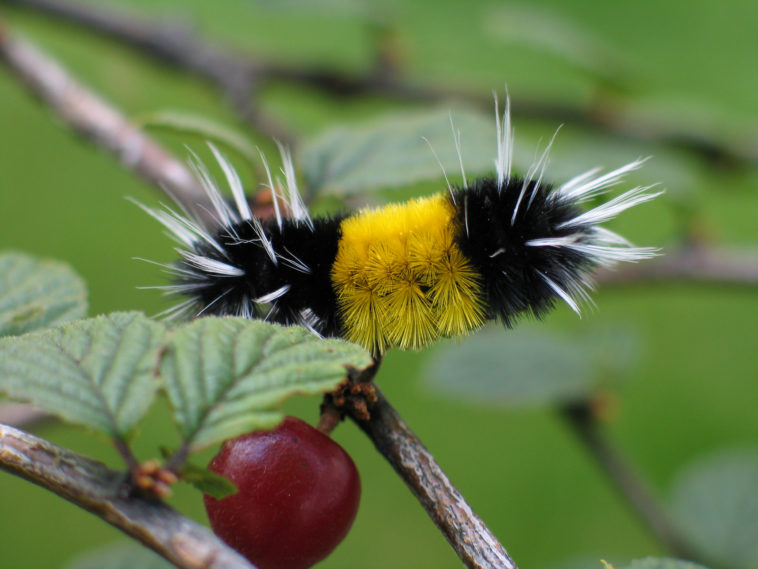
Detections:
[1, 1, 757, 568]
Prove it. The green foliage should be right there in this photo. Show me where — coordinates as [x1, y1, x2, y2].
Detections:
[0, 252, 87, 337]
[0, 312, 163, 438]
[422, 325, 639, 408]
[2, 1, 758, 568]
[162, 317, 371, 450]
[670, 449, 758, 569]
[0, 261, 371, 457]
[301, 107, 496, 196]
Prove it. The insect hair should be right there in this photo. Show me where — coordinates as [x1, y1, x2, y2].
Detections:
[139, 96, 661, 355]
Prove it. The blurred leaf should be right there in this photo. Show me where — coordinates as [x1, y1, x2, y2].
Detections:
[607, 96, 758, 171]
[250, 0, 384, 23]
[670, 448, 758, 569]
[423, 324, 639, 408]
[161, 318, 371, 450]
[137, 110, 259, 170]
[530, 126, 699, 200]
[63, 542, 174, 569]
[301, 107, 496, 196]
[484, 4, 633, 90]
[180, 460, 238, 499]
[0, 252, 87, 337]
[619, 559, 713, 569]
[0, 312, 164, 438]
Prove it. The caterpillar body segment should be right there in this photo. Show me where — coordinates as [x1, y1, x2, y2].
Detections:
[141, 103, 660, 355]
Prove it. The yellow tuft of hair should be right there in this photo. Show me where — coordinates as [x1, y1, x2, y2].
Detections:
[331, 193, 486, 354]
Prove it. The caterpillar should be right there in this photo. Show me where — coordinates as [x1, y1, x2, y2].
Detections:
[140, 100, 660, 356]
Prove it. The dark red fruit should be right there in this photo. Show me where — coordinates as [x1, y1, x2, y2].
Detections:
[204, 417, 361, 569]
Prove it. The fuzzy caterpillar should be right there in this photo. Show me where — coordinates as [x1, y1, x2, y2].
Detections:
[140, 102, 660, 355]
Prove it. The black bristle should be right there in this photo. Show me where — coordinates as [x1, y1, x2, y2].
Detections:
[450, 176, 593, 325]
[178, 215, 346, 336]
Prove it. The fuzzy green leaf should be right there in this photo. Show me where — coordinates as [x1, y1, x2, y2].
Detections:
[161, 318, 371, 450]
[423, 325, 639, 408]
[301, 107, 496, 196]
[0, 252, 88, 337]
[0, 312, 164, 438]
[670, 448, 758, 569]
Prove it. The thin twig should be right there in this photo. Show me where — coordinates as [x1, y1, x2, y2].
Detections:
[559, 402, 709, 564]
[0, 423, 257, 569]
[344, 373, 517, 569]
[5, 0, 757, 169]
[1, 0, 294, 145]
[0, 21, 216, 223]
[113, 436, 140, 472]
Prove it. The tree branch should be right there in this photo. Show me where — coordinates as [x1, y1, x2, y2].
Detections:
[5, 0, 757, 169]
[1, 0, 294, 144]
[342, 369, 517, 569]
[559, 402, 707, 564]
[0, 21, 215, 222]
[0, 423, 257, 569]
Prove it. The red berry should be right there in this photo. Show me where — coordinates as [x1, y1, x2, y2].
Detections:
[204, 417, 361, 569]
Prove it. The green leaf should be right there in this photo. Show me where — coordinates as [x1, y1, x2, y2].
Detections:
[0, 312, 164, 438]
[137, 110, 259, 170]
[422, 325, 639, 408]
[301, 107, 496, 196]
[619, 558, 713, 569]
[161, 318, 371, 450]
[670, 448, 758, 569]
[63, 542, 174, 569]
[158, 445, 236, 497]
[180, 460, 238, 499]
[0, 252, 87, 337]
[483, 4, 633, 91]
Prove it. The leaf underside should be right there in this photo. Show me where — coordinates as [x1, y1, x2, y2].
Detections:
[301, 107, 496, 196]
